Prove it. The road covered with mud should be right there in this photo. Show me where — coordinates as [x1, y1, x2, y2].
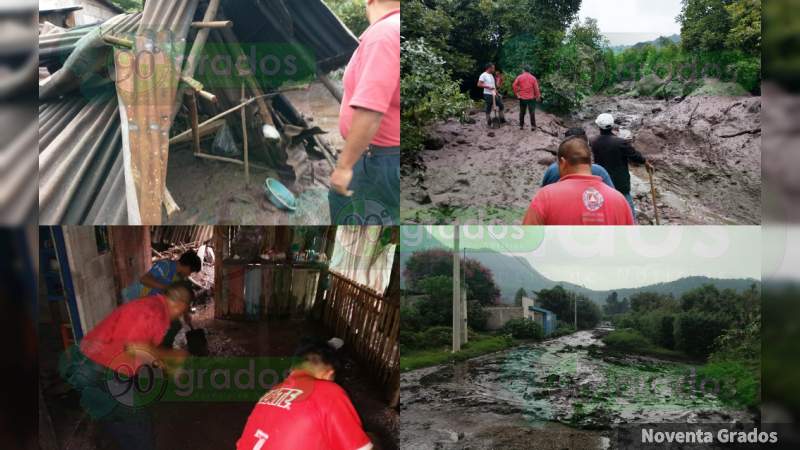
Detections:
[400, 329, 755, 449]
[401, 93, 761, 225]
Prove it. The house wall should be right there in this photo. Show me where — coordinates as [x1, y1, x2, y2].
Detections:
[484, 306, 523, 330]
[109, 227, 151, 296]
[62, 227, 118, 334]
[40, 0, 121, 26]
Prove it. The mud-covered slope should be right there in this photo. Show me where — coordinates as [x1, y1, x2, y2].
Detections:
[574, 95, 761, 225]
[402, 95, 761, 225]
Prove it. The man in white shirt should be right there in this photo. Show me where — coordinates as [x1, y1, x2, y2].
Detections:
[477, 63, 505, 127]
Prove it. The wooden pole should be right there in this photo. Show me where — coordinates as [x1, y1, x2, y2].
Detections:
[648, 166, 660, 225]
[189, 91, 200, 155]
[191, 20, 233, 29]
[241, 82, 250, 186]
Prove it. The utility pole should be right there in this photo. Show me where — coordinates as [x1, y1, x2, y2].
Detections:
[452, 226, 461, 352]
[574, 295, 577, 330]
[461, 247, 468, 344]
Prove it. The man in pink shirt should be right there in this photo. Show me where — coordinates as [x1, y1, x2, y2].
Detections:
[329, 0, 400, 225]
[523, 137, 634, 226]
[512, 65, 541, 130]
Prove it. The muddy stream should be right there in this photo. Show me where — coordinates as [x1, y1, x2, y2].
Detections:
[401, 95, 761, 225]
[400, 329, 755, 449]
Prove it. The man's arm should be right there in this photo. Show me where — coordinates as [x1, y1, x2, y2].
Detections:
[523, 200, 546, 225]
[512, 77, 520, 97]
[140, 272, 169, 291]
[126, 343, 189, 373]
[330, 108, 384, 196]
[533, 78, 541, 100]
[622, 141, 647, 165]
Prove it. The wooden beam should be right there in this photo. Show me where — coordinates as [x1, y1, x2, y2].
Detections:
[192, 20, 233, 29]
[163, 187, 181, 217]
[241, 82, 250, 186]
[318, 71, 343, 104]
[103, 35, 132, 48]
[188, 91, 201, 155]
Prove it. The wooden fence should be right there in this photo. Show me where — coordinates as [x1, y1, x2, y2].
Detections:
[322, 272, 400, 404]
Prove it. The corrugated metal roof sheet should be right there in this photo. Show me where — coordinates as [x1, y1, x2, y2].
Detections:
[39, 13, 141, 69]
[38, 90, 127, 224]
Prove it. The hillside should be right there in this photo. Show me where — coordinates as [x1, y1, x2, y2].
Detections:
[610, 34, 681, 53]
[401, 246, 759, 304]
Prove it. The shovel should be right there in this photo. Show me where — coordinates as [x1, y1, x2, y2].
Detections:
[646, 164, 660, 225]
[490, 91, 502, 128]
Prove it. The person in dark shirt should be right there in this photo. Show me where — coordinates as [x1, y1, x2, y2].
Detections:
[590, 114, 653, 219]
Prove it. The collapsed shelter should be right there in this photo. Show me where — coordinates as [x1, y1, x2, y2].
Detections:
[39, 0, 357, 225]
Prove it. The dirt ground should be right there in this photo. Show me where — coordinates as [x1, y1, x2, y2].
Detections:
[400, 329, 756, 450]
[165, 82, 342, 225]
[41, 297, 398, 450]
[402, 95, 761, 225]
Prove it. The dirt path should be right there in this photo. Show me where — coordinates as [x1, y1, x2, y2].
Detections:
[400, 329, 755, 449]
[402, 95, 761, 225]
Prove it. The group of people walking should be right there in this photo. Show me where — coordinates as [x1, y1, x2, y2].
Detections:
[479, 63, 653, 226]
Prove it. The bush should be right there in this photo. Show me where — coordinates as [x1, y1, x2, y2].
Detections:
[502, 318, 543, 340]
[552, 324, 576, 338]
[400, 326, 453, 353]
[675, 313, 730, 358]
[730, 57, 761, 94]
[696, 361, 760, 408]
[401, 39, 472, 155]
[602, 328, 653, 352]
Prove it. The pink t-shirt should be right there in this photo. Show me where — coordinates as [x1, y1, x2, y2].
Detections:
[524, 174, 634, 225]
[339, 9, 400, 147]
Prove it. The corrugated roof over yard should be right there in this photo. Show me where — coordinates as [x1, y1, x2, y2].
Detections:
[38, 0, 359, 225]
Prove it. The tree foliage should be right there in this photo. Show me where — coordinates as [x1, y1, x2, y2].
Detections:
[324, 0, 370, 36]
[514, 287, 528, 306]
[535, 285, 601, 330]
[404, 249, 502, 305]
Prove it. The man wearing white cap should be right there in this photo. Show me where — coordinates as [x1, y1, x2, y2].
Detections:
[591, 113, 653, 221]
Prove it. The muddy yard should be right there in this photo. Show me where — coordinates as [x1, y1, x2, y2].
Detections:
[165, 82, 341, 225]
[401, 95, 761, 225]
[400, 329, 755, 450]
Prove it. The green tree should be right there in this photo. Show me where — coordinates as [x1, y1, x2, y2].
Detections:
[514, 287, 528, 306]
[677, 0, 734, 53]
[535, 285, 601, 330]
[324, 0, 370, 36]
[725, 0, 761, 55]
[403, 249, 501, 305]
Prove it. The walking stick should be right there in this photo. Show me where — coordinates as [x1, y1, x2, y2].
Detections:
[647, 165, 660, 225]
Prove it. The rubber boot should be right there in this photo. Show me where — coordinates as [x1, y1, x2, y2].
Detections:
[486, 113, 491, 127]
[499, 111, 506, 124]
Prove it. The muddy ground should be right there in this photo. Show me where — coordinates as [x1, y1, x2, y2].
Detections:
[402, 95, 761, 225]
[165, 82, 342, 225]
[400, 329, 756, 450]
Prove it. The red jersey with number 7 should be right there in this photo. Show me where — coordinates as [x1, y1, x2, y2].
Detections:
[236, 371, 373, 450]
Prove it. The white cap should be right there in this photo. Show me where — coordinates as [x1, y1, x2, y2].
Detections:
[596, 113, 614, 129]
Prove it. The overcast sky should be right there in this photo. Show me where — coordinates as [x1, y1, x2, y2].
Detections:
[407, 226, 762, 291]
[578, 0, 683, 46]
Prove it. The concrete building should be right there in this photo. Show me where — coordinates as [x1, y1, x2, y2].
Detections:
[523, 296, 557, 336]
[484, 296, 558, 336]
[40, 0, 124, 27]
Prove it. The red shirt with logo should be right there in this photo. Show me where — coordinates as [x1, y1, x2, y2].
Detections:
[512, 72, 541, 100]
[524, 174, 634, 225]
[80, 294, 171, 375]
[339, 9, 400, 147]
[236, 371, 372, 450]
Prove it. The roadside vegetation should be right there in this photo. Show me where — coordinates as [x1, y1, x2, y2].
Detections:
[602, 284, 761, 408]
[401, 250, 598, 371]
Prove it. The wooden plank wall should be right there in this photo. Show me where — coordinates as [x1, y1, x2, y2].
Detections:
[151, 226, 213, 246]
[323, 272, 400, 402]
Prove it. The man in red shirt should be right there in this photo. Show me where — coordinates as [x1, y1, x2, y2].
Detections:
[61, 282, 193, 450]
[512, 66, 541, 130]
[523, 137, 634, 225]
[236, 341, 373, 450]
[330, 0, 400, 226]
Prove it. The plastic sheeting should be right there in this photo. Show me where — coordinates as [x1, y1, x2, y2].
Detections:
[329, 226, 396, 295]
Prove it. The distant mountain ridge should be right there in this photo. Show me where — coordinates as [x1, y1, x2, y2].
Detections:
[401, 245, 759, 304]
[610, 34, 681, 53]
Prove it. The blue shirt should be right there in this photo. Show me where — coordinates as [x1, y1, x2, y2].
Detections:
[121, 260, 178, 302]
[541, 163, 616, 188]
